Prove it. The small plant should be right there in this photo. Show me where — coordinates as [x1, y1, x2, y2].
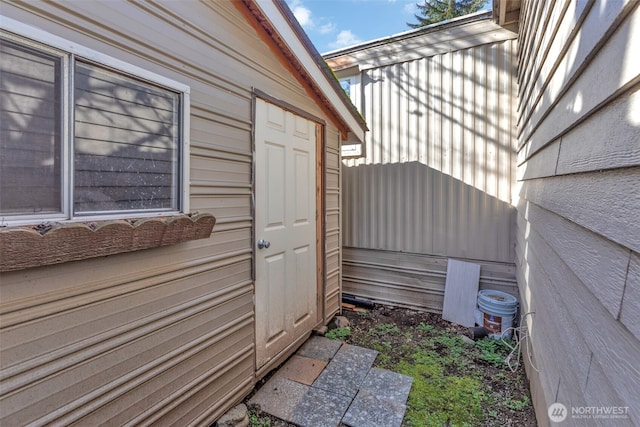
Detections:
[247, 408, 271, 427]
[473, 337, 514, 367]
[376, 352, 392, 368]
[503, 395, 531, 411]
[371, 341, 392, 353]
[357, 310, 369, 317]
[416, 322, 435, 333]
[322, 307, 533, 425]
[325, 327, 351, 340]
[368, 323, 400, 337]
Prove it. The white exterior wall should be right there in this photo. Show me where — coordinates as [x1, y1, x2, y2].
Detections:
[328, 18, 519, 311]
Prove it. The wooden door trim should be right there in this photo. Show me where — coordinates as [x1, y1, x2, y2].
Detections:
[316, 124, 326, 327]
[253, 89, 326, 126]
[251, 90, 327, 370]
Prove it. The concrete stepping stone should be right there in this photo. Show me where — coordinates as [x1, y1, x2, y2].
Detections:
[250, 340, 411, 427]
[275, 355, 327, 385]
[360, 367, 413, 403]
[247, 376, 308, 422]
[342, 392, 407, 427]
[296, 336, 342, 361]
[292, 386, 352, 427]
[342, 368, 413, 427]
[312, 344, 378, 398]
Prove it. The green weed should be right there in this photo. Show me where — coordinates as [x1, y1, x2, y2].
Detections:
[503, 395, 531, 411]
[247, 409, 271, 427]
[371, 341, 392, 353]
[376, 352, 392, 368]
[325, 327, 351, 340]
[474, 338, 514, 367]
[368, 323, 400, 337]
[416, 322, 435, 333]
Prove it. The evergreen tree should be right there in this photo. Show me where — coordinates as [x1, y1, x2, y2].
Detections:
[408, 0, 488, 28]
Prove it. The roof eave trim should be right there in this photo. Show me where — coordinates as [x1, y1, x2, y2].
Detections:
[241, 0, 367, 142]
[323, 10, 492, 58]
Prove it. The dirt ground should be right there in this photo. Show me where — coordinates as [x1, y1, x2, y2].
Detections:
[245, 304, 537, 427]
[341, 304, 537, 426]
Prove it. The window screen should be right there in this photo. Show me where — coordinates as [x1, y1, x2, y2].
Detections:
[0, 38, 62, 215]
[73, 62, 180, 213]
[0, 34, 185, 222]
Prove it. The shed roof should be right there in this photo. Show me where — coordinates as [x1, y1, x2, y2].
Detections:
[324, 11, 517, 72]
[237, 0, 367, 143]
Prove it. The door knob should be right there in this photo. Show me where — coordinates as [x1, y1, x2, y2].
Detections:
[257, 239, 271, 249]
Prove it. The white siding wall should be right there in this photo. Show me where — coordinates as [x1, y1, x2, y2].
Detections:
[343, 38, 517, 263]
[337, 29, 519, 311]
[516, 0, 640, 425]
[0, 1, 343, 425]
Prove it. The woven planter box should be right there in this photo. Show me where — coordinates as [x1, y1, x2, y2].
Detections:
[0, 213, 216, 272]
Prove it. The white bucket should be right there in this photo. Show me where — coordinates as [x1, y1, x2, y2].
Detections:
[477, 290, 518, 339]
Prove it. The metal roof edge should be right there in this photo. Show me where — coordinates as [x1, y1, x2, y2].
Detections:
[323, 10, 493, 58]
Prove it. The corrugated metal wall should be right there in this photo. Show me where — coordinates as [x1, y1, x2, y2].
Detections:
[0, 1, 342, 425]
[343, 38, 518, 263]
[515, 0, 640, 424]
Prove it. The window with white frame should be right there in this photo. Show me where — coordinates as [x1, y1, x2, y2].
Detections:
[0, 27, 189, 225]
[339, 75, 363, 158]
[339, 75, 360, 109]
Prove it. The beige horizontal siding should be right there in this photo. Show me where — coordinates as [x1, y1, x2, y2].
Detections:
[0, 1, 342, 425]
[516, 0, 640, 424]
[325, 128, 342, 320]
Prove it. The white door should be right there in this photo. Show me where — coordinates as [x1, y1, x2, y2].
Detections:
[255, 99, 317, 369]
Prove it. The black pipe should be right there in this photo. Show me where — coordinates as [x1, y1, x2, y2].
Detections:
[468, 326, 488, 340]
[342, 294, 375, 309]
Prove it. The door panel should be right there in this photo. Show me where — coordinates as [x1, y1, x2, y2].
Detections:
[255, 99, 317, 368]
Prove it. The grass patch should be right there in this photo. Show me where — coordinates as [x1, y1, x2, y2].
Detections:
[399, 348, 489, 426]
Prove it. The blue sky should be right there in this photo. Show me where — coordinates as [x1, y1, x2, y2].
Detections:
[286, 0, 492, 54]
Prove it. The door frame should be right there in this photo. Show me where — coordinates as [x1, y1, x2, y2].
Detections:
[251, 89, 326, 376]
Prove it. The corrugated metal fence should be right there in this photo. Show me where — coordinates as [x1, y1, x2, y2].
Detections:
[343, 38, 518, 264]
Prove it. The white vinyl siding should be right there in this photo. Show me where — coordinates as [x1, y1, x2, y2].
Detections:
[341, 37, 517, 262]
